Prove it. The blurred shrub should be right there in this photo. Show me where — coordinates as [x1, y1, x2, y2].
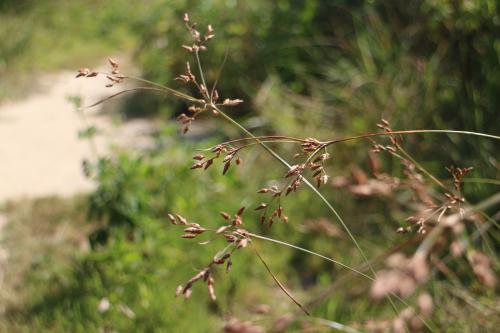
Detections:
[3, 135, 271, 331]
[134, 0, 354, 115]
[129, 1, 499, 199]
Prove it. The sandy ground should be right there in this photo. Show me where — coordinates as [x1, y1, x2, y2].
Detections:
[0, 63, 155, 203]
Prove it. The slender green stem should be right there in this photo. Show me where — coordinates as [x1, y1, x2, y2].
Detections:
[194, 50, 209, 100]
[248, 231, 435, 331]
[251, 244, 310, 316]
[218, 135, 308, 145]
[93, 72, 204, 104]
[247, 232, 372, 280]
[82, 87, 178, 110]
[210, 49, 229, 100]
[307, 317, 363, 333]
[126, 75, 205, 103]
[398, 146, 447, 189]
[325, 129, 500, 145]
[462, 178, 500, 186]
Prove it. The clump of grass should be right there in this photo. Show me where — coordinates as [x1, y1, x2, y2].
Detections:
[76, 13, 500, 332]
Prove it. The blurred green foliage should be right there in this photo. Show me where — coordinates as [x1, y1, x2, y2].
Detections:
[1, 0, 499, 332]
[0, 0, 162, 100]
[2, 132, 361, 332]
[135, 0, 499, 184]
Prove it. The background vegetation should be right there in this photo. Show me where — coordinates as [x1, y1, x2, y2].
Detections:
[0, 0, 498, 332]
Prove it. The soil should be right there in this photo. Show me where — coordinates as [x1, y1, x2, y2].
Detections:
[0, 63, 155, 202]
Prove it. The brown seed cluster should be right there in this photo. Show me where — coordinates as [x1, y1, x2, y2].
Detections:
[286, 140, 331, 191]
[446, 165, 473, 192]
[75, 58, 125, 88]
[171, 208, 252, 301]
[188, 134, 331, 228]
[190, 144, 242, 175]
[368, 119, 477, 235]
[255, 185, 288, 226]
[397, 164, 473, 235]
[300, 137, 322, 153]
[173, 14, 244, 134]
[181, 13, 214, 53]
[372, 119, 402, 153]
[75, 67, 98, 78]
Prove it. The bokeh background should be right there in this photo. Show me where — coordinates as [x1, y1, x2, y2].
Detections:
[0, 1, 498, 332]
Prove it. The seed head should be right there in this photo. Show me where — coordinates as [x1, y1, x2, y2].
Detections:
[255, 203, 268, 211]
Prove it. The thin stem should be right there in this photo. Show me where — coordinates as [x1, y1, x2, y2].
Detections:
[324, 129, 500, 145]
[94, 72, 204, 104]
[462, 178, 500, 186]
[247, 232, 373, 281]
[210, 49, 229, 101]
[398, 146, 447, 189]
[308, 317, 363, 333]
[248, 231, 435, 331]
[194, 50, 208, 99]
[251, 244, 310, 316]
[82, 87, 174, 110]
[219, 135, 308, 145]
[236, 140, 305, 149]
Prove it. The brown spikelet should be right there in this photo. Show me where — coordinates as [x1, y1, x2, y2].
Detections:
[203, 158, 214, 170]
[212, 89, 219, 102]
[175, 285, 183, 297]
[222, 161, 231, 175]
[183, 227, 206, 234]
[175, 214, 188, 225]
[190, 162, 203, 169]
[76, 68, 90, 78]
[108, 57, 118, 69]
[168, 213, 177, 225]
[237, 206, 246, 216]
[207, 276, 216, 301]
[232, 215, 243, 226]
[216, 225, 229, 234]
[255, 203, 268, 211]
[222, 98, 244, 106]
[237, 238, 249, 249]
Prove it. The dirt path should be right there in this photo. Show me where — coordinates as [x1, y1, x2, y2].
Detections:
[0, 62, 155, 203]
